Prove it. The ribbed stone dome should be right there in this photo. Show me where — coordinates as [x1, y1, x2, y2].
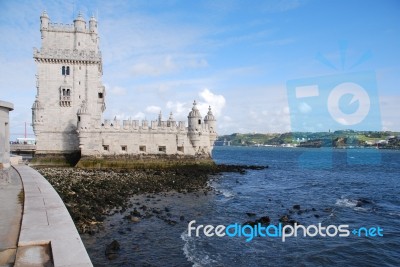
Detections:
[77, 100, 88, 114]
[204, 106, 215, 121]
[188, 100, 202, 118]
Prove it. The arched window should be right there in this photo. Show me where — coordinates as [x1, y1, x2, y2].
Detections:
[66, 89, 70, 96]
[62, 66, 70, 76]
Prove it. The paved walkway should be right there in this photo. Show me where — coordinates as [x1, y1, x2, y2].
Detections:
[0, 167, 23, 266]
[1, 165, 93, 267]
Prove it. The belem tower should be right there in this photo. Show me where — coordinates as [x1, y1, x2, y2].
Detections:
[31, 11, 217, 166]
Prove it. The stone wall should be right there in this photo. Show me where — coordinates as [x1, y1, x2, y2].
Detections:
[0, 100, 13, 170]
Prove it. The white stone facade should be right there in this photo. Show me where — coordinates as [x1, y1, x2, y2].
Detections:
[32, 12, 217, 159]
[0, 100, 14, 169]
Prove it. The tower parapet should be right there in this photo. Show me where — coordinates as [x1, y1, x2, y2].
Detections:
[32, 11, 105, 159]
[74, 12, 86, 32]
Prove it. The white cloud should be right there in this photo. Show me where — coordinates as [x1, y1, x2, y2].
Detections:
[145, 105, 161, 114]
[197, 88, 226, 117]
[166, 101, 190, 121]
[133, 112, 146, 120]
[298, 102, 312, 113]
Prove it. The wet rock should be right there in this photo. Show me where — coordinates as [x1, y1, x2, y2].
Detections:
[246, 212, 256, 217]
[130, 216, 141, 223]
[166, 219, 177, 226]
[293, 204, 301, 210]
[131, 209, 141, 217]
[279, 215, 289, 223]
[152, 209, 161, 214]
[314, 214, 320, 218]
[105, 240, 120, 260]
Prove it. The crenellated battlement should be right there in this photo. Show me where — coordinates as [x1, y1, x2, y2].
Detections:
[33, 48, 101, 63]
[48, 22, 75, 32]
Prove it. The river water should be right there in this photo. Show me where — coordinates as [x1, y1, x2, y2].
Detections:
[81, 146, 400, 266]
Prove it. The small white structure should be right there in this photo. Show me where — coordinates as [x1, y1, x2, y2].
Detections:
[0, 100, 13, 169]
[32, 12, 217, 161]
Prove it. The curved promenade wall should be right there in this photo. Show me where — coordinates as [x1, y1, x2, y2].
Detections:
[14, 165, 92, 267]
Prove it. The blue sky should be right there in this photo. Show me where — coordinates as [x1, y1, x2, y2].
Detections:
[1, 0, 399, 139]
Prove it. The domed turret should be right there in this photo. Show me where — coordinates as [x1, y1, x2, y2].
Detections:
[32, 98, 43, 132]
[204, 106, 217, 147]
[40, 11, 49, 30]
[77, 100, 89, 115]
[188, 100, 201, 118]
[89, 15, 97, 34]
[188, 100, 202, 131]
[188, 100, 203, 148]
[74, 12, 86, 32]
[204, 106, 215, 122]
[167, 112, 175, 127]
[204, 106, 216, 133]
[77, 100, 90, 130]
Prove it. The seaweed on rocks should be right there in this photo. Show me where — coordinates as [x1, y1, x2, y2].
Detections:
[35, 164, 267, 234]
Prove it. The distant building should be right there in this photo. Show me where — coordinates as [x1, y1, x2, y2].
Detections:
[0, 100, 13, 169]
[32, 12, 217, 161]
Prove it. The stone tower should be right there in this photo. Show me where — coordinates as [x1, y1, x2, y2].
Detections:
[32, 11, 105, 155]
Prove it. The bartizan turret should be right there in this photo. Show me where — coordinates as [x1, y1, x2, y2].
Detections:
[77, 100, 91, 131]
[204, 106, 217, 146]
[74, 12, 86, 32]
[40, 11, 49, 39]
[188, 100, 202, 149]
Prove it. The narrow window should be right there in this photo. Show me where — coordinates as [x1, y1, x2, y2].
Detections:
[198, 119, 201, 124]
[78, 116, 81, 122]
[62, 89, 66, 96]
[177, 146, 184, 153]
[79, 81, 81, 85]
[66, 66, 70, 75]
[67, 89, 70, 96]
[62, 66, 65, 75]
[121, 145, 127, 152]
[98, 92, 103, 99]
[158, 146, 166, 153]
[139, 145, 146, 152]
[103, 145, 109, 151]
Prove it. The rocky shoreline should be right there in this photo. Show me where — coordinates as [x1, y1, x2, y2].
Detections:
[35, 164, 267, 234]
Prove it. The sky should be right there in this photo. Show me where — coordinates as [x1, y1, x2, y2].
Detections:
[0, 0, 399, 139]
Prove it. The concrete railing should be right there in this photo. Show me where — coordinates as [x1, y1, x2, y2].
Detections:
[13, 165, 92, 267]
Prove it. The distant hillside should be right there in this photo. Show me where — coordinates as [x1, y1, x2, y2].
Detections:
[216, 131, 400, 149]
